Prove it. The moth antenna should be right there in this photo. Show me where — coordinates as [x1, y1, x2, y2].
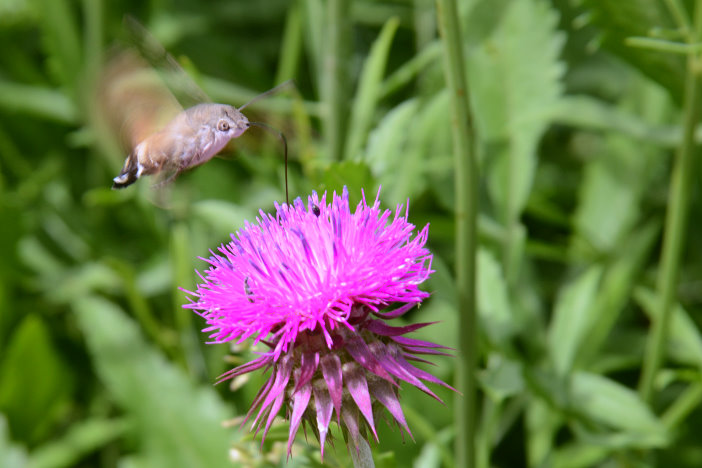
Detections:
[248, 121, 289, 206]
[238, 79, 295, 112]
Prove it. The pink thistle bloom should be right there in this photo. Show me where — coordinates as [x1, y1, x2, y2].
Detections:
[184, 187, 454, 458]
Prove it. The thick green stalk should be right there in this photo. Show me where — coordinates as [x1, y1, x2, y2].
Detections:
[349, 438, 375, 468]
[322, 0, 350, 161]
[436, 1, 478, 467]
[638, 0, 702, 402]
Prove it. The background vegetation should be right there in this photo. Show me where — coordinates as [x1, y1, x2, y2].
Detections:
[1, 0, 701, 467]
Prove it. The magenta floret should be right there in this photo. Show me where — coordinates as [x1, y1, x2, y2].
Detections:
[184, 187, 433, 359]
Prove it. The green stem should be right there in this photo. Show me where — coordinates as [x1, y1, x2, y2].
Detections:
[322, 0, 350, 162]
[638, 0, 702, 402]
[436, 1, 478, 468]
[349, 438, 375, 468]
[661, 380, 702, 429]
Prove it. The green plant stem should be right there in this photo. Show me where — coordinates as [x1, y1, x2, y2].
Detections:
[661, 380, 702, 429]
[322, 0, 350, 161]
[349, 438, 375, 468]
[436, 1, 478, 467]
[638, 0, 702, 402]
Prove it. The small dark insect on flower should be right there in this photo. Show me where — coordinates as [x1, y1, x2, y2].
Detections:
[184, 188, 455, 459]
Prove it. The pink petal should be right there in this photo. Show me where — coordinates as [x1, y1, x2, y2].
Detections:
[369, 379, 413, 440]
[371, 302, 417, 319]
[391, 335, 454, 350]
[344, 363, 377, 441]
[377, 352, 443, 402]
[320, 353, 343, 423]
[287, 383, 312, 457]
[294, 351, 319, 392]
[366, 319, 437, 336]
[313, 385, 334, 459]
[395, 352, 456, 392]
[345, 334, 396, 384]
[215, 355, 271, 384]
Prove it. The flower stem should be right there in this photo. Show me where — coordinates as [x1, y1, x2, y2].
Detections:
[638, 0, 702, 402]
[322, 0, 350, 161]
[436, 1, 478, 467]
[349, 438, 375, 468]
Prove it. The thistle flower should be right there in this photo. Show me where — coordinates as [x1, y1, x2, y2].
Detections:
[184, 187, 453, 459]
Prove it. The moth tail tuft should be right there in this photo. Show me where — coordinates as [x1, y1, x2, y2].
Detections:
[112, 153, 140, 189]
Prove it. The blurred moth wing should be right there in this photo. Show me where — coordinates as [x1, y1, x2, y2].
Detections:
[98, 18, 250, 191]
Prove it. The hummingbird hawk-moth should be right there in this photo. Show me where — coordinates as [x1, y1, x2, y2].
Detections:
[98, 18, 290, 198]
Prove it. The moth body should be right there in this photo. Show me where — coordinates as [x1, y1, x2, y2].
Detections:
[112, 103, 249, 189]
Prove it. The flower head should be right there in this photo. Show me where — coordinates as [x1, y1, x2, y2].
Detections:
[184, 187, 453, 457]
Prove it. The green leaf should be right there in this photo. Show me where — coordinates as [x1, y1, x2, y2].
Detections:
[72, 296, 235, 468]
[29, 418, 128, 468]
[576, 222, 659, 368]
[550, 95, 680, 148]
[574, 136, 655, 253]
[344, 16, 400, 160]
[192, 199, 255, 240]
[478, 355, 524, 401]
[548, 266, 603, 375]
[583, 0, 685, 103]
[570, 371, 667, 448]
[320, 160, 375, 197]
[0, 315, 71, 443]
[468, 0, 565, 223]
[477, 248, 516, 345]
[634, 287, 702, 371]
[0, 81, 77, 123]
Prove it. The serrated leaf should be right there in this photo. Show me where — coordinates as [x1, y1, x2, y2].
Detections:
[571, 372, 667, 447]
[468, 0, 565, 223]
[72, 296, 234, 468]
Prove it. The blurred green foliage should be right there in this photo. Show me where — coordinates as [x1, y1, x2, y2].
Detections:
[1, 0, 702, 467]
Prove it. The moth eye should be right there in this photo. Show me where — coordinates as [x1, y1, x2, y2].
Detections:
[217, 120, 230, 131]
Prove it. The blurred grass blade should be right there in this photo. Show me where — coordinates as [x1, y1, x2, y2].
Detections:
[379, 41, 441, 99]
[29, 418, 128, 468]
[635, 287, 702, 371]
[34, 0, 82, 90]
[0, 81, 77, 123]
[72, 296, 235, 468]
[344, 16, 400, 161]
